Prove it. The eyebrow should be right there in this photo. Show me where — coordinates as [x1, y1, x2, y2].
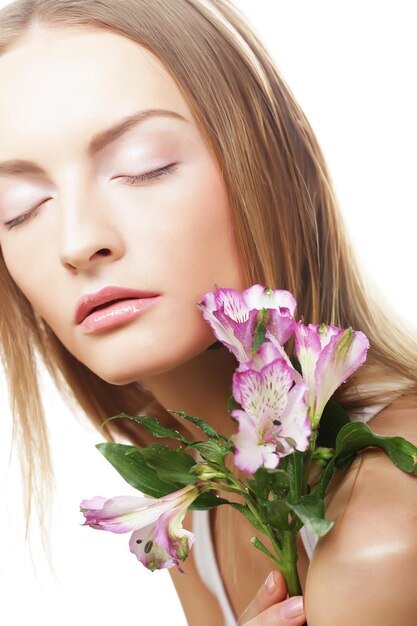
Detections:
[0, 108, 189, 178]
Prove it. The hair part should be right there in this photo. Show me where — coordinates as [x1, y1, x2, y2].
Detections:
[1, 0, 416, 587]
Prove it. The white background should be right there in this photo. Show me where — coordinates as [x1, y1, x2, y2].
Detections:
[0, 1, 416, 624]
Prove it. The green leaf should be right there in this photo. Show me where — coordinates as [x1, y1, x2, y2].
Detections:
[96, 443, 184, 497]
[316, 398, 351, 448]
[251, 466, 290, 500]
[334, 422, 417, 474]
[226, 502, 265, 532]
[188, 492, 230, 510]
[101, 412, 192, 445]
[260, 497, 291, 530]
[187, 439, 231, 465]
[310, 457, 336, 500]
[137, 443, 198, 484]
[289, 355, 302, 375]
[168, 410, 224, 440]
[288, 494, 334, 537]
[251, 312, 269, 353]
[228, 394, 240, 413]
[335, 451, 357, 471]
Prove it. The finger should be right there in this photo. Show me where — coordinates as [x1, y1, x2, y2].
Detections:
[244, 595, 305, 626]
[238, 570, 288, 625]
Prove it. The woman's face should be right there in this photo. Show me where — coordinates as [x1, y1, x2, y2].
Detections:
[0, 26, 246, 384]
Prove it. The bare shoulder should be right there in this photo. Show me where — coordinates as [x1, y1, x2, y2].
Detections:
[363, 390, 417, 445]
[303, 392, 417, 625]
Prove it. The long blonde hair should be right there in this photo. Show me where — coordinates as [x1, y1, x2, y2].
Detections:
[1, 0, 416, 584]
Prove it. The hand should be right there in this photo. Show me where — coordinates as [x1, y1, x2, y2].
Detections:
[237, 570, 306, 625]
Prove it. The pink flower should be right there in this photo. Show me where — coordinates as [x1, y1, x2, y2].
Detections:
[196, 284, 297, 364]
[80, 484, 200, 573]
[293, 322, 370, 429]
[231, 341, 312, 474]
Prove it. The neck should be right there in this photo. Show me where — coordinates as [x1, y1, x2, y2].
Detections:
[140, 344, 239, 442]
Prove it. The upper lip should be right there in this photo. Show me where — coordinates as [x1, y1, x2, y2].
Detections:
[74, 286, 160, 325]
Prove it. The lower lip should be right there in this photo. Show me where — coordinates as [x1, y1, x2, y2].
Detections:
[78, 296, 161, 334]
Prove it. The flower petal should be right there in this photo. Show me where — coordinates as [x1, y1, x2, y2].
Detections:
[231, 409, 278, 473]
[233, 350, 293, 430]
[243, 285, 297, 318]
[197, 288, 253, 362]
[214, 287, 251, 323]
[212, 305, 258, 362]
[129, 524, 175, 571]
[197, 285, 298, 365]
[265, 330, 304, 386]
[80, 494, 174, 533]
[80, 495, 108, 511]
[293, 322, 322, 409]
[80, 486, 198, 534]
[278, 381, 312, 452]
[314, 327, 370, 418]
[267, 309, 296, 346]
[155, 508, 195, 573]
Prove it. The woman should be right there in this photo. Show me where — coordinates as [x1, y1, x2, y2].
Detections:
[0, 1, 416, 624]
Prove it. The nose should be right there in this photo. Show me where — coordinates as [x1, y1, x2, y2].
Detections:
[58, 199, 125, 272]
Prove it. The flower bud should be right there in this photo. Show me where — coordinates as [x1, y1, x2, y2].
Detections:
[313, 446, 335, 468]
[192, 463, 226, 481]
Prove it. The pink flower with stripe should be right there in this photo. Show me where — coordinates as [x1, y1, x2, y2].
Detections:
[80, 484, 200, 573]
[196, 284, 297, 364]
[293, 322, 370, 429]
[231, 340, 312, 474]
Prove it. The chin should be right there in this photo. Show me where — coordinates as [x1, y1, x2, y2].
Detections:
[87, 359, 153, 386]
[84, 336, 216, 385]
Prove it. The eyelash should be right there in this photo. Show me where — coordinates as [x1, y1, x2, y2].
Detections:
[5, 163, 178, 230]
[120, 162, 178, 185]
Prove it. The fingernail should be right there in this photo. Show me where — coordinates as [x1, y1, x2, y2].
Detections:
[265, 571, 276, 594]
[282, 596, 304, 620]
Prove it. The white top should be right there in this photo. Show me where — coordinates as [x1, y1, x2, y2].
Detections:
[192, 401, 389, 625]
[192, 507, 237, 626]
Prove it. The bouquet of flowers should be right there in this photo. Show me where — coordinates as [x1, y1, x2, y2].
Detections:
[80, 284, 417, 605]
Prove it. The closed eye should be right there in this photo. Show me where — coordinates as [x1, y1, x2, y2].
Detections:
[4, 199, 51, 231]
[118, 162, 178, 185]
[3, 163, 179, 230]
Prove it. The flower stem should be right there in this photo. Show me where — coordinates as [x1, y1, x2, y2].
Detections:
[218, 467, 304, 599]
[302, 431, 318, 494]
[226, 476, 286, 563]
[201, 480, 244, 495]
[280, 530, 302, 596]
[251, 536, 281, 569]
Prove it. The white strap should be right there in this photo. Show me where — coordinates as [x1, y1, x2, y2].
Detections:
[192, 509, 237, 626]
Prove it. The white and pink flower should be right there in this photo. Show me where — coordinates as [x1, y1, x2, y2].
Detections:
[196, 284, 297, 364]
[80, 484, 200, 573]
[230, 341, 312, 474]
[293, 322, 370, 429]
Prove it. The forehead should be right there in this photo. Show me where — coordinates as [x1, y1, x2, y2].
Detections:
[0, 26, 193, 158]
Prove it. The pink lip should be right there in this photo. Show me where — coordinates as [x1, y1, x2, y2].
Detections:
[78, 296, 161, 334]
[75, 286, 161, 333]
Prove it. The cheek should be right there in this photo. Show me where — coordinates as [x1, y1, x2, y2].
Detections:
[1, 242, 66, 333]
[153, 162, 245, 294]
[2, 244, 43, 307]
